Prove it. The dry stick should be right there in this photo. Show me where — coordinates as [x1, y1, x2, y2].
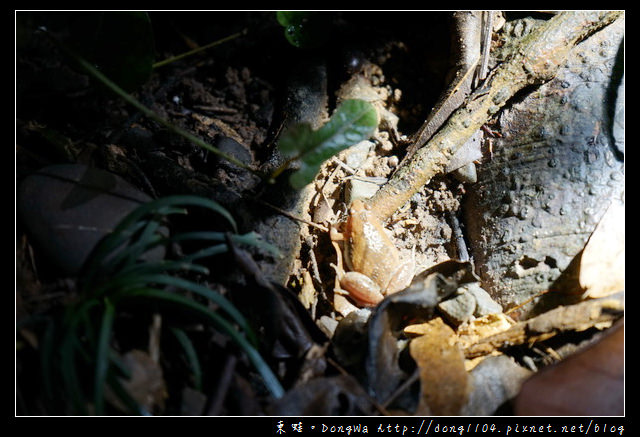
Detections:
[401, 11, 481, 166]
[464, 296, 624, 359]
[368, 11, 623, 221]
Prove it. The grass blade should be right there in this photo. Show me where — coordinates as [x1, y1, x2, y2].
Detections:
[59, 299, 100, 415]
[115, 275, 254, 343]
[170, 327, 202, 391]
[94, 299, 115, 415]
[127, 288, 284, 398]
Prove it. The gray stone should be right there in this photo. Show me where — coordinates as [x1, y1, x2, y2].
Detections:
[214, 136, 252, 171]
[345, 177, 384, 204]
[438, 290, 476, 325]
[18, 164, 160, 275]
[465, 283, 503, 316]
[344, 140, 373, 169]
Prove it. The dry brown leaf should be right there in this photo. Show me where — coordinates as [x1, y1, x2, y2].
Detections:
[514, 320, 624, 415]
[409, 317, 470, 415]
[456, 313, 515, 349]
[579, 198, 624, 298]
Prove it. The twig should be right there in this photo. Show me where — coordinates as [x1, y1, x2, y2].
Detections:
[464, 295, 624, 359]
[477, 11, 494, 83]
[153, 29, 245, 69]
[252, 196, 329, 233]
[368, 11, 623, 221]
[401, 11, 481, 166]
[381, 368, 420, 410]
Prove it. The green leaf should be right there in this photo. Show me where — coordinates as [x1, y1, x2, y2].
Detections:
[69, 12, 154, 91]
[277, 99, 378, 189]
[94, 299, 115, 415]
[276, 11, 330, 48]
[171, 328, 202, 391]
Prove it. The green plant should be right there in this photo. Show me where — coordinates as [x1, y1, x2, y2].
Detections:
[275, 99, 378, 189]
[19, 195, 284, 415]
[276, 11, 330, 48]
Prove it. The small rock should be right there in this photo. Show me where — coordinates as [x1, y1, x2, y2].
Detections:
[318, 315, 339, 337]
[466, 283, 503, 316]
[214, 136, 252, 171]
[344, 140, 373, 169]
[345, 177, 384, 204]
[438, 290, 476, 325]
[452, 162, 478, 184]
[18, 164, 161, 275]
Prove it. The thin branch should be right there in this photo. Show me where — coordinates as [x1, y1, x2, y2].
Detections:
[153, 30, 245, 69]
[368, 11, 623, 221]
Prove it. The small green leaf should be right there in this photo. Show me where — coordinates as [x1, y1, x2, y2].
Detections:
[277, 99, 378, 189]
[276, 11, 330, 48]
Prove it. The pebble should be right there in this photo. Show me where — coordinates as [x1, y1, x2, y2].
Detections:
[345, 178, 384, 204]
[466, 283, 503, 316]
[437, 283, 503, 325]
[438, 290, 476, 325]
[214, 136, 252, 171]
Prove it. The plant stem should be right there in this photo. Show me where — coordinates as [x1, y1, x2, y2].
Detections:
[368, 11, 623, 221]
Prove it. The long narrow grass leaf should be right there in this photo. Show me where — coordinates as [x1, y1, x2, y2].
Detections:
[94, 299, 115, 415]
[170, 231, 225, 243]
[153, 30, 244, 69]
[116, 275, 254, 343]
[171, 231, 280, 258]
[115, 260, 210, 280]
[40, 318, 55, 402]
[127, 288, 283, 398]
[108, 350, 132, 380]
[180, 243, 228, 263]
[82, 196, 236, 288]
[170, 327, 202, 391]
[60, 299, 100, 414]
[97, 233, 164, 278]
[60, 334, 86, 414]
[90, 257, 212, 297]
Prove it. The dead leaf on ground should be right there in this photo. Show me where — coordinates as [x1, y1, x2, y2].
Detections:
[266, 375, 378, 416]
[514, 319, 624, 416]
[409, 317, 470, 416]
[579, 198, 625, 298]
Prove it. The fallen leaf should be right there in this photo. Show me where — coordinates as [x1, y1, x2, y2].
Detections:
[514, 320, 624, 416]
[579, 198, 624, 298]
[409, 317, 470, 416]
